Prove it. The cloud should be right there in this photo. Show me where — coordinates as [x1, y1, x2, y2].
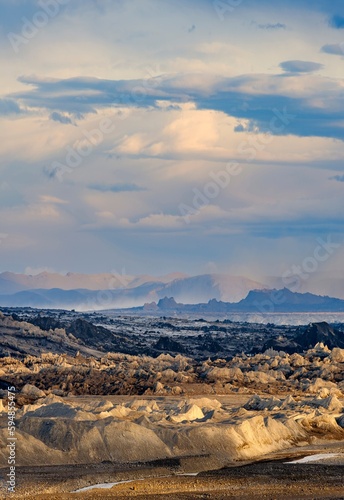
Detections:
[50, 112, 72, 125]
[257, 23, 286, 30]
[329, 174, 344, 182]
[39, 195, 68, 205]
[279, 60, 324, 73]
[321, 43, 344, 56]
[234, 123, 245, 132]
[10, 72, 344, 141]
[329, 14, 344, 29]
[95, 205, 230, 232]
[88, 183, 145, 193]
[244, 0, 344, 12]
[43, 164, 60, 180]
[2, 0, 344, 276]
[0, 99, 21, 115]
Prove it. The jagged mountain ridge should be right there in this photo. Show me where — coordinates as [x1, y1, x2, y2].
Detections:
[1, 270, 344, 312]
[148, 288, 344, 313]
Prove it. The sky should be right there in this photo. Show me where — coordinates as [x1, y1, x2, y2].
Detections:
[0, 0, 344, 279]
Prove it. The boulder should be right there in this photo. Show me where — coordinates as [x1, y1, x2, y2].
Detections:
[21, 384, 45, 399]
[330, 348, 344, 363]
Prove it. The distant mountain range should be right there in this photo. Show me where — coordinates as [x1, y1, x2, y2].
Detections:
[0, 271, 187, 294]
[137, 289, 344, 314]
[0, 271, 344, 312]
[0, 272, 267, 309]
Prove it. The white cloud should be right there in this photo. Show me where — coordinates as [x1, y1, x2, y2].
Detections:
[39, 195, 68, 205]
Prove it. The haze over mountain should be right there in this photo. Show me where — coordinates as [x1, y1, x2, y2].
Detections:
[1, 271, 344, 311]
[0, 272, 267, 308]
[0, 271, 187, 294]
[264, 272, 344, 301]
[1, 270, 344, 314]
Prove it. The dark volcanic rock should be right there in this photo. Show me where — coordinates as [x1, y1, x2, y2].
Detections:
[260, 321, 344, 354]
[260, 336, 301, 355]
[66, 319, 116, 347]
[30, 316, 63, 331]
[153, 336, 186, 353]
[294, 321, 344, 350]
[200, 337, 223, 353]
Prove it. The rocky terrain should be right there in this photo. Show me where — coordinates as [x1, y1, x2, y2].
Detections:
[0, 386, 344, 496]
[0, 309, 344, 498]
[1, 308, 344, 360]
[0, 309, 344, 399]
[1, 338, 344, 398]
